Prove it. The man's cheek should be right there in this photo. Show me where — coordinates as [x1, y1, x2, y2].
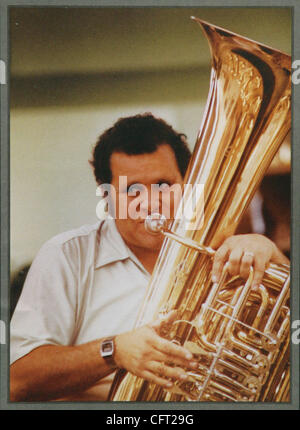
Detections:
[173, 186, 183, 212]
[117, 194, 129, 219]
[162, 193, 182, 219]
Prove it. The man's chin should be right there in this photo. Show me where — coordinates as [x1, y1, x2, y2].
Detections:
[115, 219, 164, 251]
[135, 226, 164, 249]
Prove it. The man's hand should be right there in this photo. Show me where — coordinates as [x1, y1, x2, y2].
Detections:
[114, 312, 197, 389]
[211, 234, 289, 290]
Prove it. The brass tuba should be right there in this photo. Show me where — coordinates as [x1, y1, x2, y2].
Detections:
[110, 17, 291, 402]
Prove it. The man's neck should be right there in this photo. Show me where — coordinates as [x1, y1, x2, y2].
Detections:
[128, 245, 160, 275]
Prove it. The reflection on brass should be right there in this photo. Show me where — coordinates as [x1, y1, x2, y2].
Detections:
[110, 18, 291, 402]
[267, 133, 291, 175]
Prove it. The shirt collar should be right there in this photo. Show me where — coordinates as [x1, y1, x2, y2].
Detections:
[95, 218, 131, 269]
[95, 218, 151, 278]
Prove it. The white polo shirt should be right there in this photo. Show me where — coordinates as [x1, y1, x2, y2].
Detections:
[10, 219, 151, 401]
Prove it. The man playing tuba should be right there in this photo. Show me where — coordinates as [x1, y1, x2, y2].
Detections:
[10, 113, 289, 402]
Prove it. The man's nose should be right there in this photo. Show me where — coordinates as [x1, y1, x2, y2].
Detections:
[139, 189, 160, 215]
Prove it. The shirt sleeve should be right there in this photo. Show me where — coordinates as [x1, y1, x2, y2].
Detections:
[10, 240, 78, 365]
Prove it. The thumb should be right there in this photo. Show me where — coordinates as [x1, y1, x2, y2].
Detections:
[150, 310, 179, 334]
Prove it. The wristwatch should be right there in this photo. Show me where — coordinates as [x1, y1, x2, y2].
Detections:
[100, 337, 117, 368]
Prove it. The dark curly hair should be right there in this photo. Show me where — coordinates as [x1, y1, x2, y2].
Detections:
[90, 113, 192, 185]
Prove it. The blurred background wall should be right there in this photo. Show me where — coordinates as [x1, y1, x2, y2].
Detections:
[10, 7, 291, 282]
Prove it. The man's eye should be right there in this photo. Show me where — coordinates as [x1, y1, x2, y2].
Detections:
[127, 183, 144, 194]
[157, 182, 170, 190]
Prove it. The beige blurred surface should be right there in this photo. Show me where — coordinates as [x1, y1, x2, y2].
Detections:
[10, 7, 291, 273]
[10, 8, 291, 78]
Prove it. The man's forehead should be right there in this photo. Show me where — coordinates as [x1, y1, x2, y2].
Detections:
[110, 145, 182, 185]
[111, 145, 177, 171]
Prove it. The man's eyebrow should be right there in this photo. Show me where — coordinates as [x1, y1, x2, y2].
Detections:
[152, 178, 179, 186]
[125, 178, 174, 187]
[151, 177, 179, 185]
[154, 178, 172, 183]
[130, 179, 175, 188]
[126, 182, 144, 190]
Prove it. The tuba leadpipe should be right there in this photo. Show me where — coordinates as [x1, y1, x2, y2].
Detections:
[110, 17, 291, 402]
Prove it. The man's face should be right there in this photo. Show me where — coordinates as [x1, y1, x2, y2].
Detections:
[110, 144, 183, 252]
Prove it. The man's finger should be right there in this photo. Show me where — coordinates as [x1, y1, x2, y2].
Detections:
[141, 369, 173, 388]
[240, 251, 255, 279]
[152, 348, 198, 371]
[163, 310, 179, 324]
[252, 257, 266, 289]
[227, 248, 243, 277]
[152, 335, 199, 370]
[150, 310, 178, 332]
[154, 335, 193, 360]
[148, 361, 188, 382]
[211, 244, 230, 283]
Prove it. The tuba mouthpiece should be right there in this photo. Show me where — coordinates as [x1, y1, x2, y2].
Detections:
[144, 213, 168, 234]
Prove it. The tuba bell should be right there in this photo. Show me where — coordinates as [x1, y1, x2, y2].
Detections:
[110, 17, 291, 402]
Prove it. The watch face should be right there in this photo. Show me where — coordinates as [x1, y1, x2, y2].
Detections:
[102, 339, 114, 357]
[103, 341, 113, 354]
